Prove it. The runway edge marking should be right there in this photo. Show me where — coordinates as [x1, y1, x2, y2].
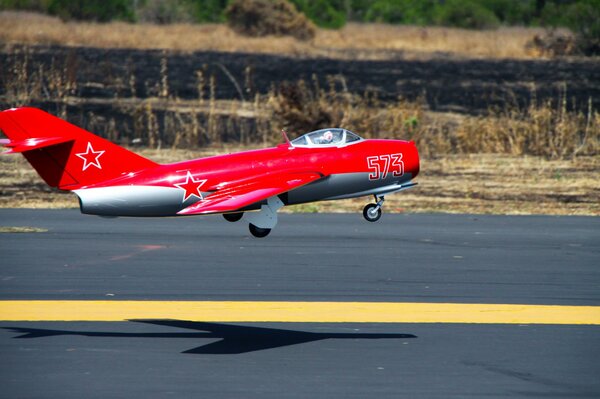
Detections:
[1, 301, 600, 324]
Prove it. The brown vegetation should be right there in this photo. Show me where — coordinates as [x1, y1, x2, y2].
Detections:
[0, 11, 551, 60]
[225, 0, 315, 41]
[269, 79, 599, 159]
[525, 30, 577, 58]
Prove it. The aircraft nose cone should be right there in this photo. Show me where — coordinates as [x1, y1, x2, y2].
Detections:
[408, 141, 420, 179]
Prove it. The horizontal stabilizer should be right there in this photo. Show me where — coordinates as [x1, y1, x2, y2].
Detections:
[0, 136, 74, 153]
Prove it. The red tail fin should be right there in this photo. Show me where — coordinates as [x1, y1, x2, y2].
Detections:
[0, 107, 157, 190]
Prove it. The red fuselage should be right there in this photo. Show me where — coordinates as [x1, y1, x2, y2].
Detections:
[78, 139, 419, 216]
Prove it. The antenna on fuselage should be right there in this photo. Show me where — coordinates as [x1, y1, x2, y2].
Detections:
[281, 129, 292, 148]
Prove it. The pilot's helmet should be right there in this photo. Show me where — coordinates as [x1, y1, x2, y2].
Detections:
[323, 131, 333, 142]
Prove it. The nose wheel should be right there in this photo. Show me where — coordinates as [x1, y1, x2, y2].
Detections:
[363, 195, 384, 222]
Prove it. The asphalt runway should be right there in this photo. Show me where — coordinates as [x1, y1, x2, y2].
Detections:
[1, 209, 599, 398]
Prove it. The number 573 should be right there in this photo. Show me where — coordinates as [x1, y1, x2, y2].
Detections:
[367, 153, 404, 180]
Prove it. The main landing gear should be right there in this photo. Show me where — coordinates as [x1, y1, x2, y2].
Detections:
[223, 212, 271, 238]
[243, 196, 284, 238]
[249, 223, 271, 238]
[363, 195, 384, 222]
[223, 212, 243, 222]
[223, 211, 271, 237]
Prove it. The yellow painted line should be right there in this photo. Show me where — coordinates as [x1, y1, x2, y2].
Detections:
[1, 301, 600, 324]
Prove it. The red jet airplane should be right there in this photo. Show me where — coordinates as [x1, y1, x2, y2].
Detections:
[0, 107, 419, 237]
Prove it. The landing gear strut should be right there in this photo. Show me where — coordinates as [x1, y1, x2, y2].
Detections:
[244, 196, 284, 238]
[363, 195, 384, 222]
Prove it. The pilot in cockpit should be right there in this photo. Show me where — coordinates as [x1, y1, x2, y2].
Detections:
[320, 130, 334, 144]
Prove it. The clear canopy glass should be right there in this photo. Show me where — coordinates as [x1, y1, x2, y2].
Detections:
[291, 128, 362, 147]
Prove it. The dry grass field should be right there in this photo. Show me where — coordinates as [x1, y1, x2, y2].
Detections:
[1, 149, 597, 216]
[0, 11, 549, 60]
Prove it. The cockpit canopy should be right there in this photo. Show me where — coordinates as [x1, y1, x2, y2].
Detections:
[290, 128, 362, 147]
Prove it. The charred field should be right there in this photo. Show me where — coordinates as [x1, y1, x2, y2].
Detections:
[2, 44, 599, 114]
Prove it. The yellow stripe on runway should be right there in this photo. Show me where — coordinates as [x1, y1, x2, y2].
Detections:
[1, 301, 600, 324]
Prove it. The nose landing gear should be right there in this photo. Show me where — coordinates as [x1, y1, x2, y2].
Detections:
[363, 195, 384, 222]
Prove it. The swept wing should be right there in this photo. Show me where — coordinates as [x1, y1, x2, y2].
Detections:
[177, 171, 323, 215]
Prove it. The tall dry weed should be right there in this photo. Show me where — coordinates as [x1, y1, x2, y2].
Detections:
[453, 98, 599, 158]
[266, 78, 598, 159]
[0, 46, 77, 117]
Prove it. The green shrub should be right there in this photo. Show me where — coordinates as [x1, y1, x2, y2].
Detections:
[136, 0, 195, 24]
[564, 0, 600, 55]
[539, 0, 600, 56]
[479, 0, 536, 25]
[365, 0, 437, 25]
[290, 0, 346, 29]
[47, 0, 135, 22]
[0, 0, 51, 12]
[365, 0, 409, 24]
[225, 0, 316, 40]
[539, 1, 565, 27]
[190, 0, 228, 23]
[344, 0, 371, 21]
[435, 0, 500, 29]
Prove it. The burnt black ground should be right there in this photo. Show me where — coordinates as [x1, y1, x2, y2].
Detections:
[2, 45, 599, 113]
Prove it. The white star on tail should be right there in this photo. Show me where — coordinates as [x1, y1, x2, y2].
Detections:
[76, 142, 105, 171]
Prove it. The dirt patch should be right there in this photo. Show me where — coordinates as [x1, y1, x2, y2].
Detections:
[0, 226, 48, 233]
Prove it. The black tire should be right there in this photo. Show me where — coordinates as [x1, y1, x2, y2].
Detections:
[223, 212, 244, 222]
[363, 203, 382, 222]
[249, 223, 271, 238]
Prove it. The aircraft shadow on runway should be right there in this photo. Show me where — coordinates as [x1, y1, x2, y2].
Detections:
[3, 320, 417, 354]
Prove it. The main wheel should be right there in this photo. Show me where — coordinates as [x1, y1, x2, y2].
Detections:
[363, 203, 382, 222]
[223, 212, 243, 222]
[249, 223, 271, 238]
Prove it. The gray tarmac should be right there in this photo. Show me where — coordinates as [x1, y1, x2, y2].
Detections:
[1, 209, 599, 398]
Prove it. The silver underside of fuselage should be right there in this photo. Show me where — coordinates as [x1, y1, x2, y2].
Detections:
[75, 186, 202, 217]
[74, 172, 415, 217]
[285, 172, 414, 204]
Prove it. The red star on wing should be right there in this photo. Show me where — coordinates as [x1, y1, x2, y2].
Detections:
[75, 142, 105, 171]
[174, 171, 207, 202]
